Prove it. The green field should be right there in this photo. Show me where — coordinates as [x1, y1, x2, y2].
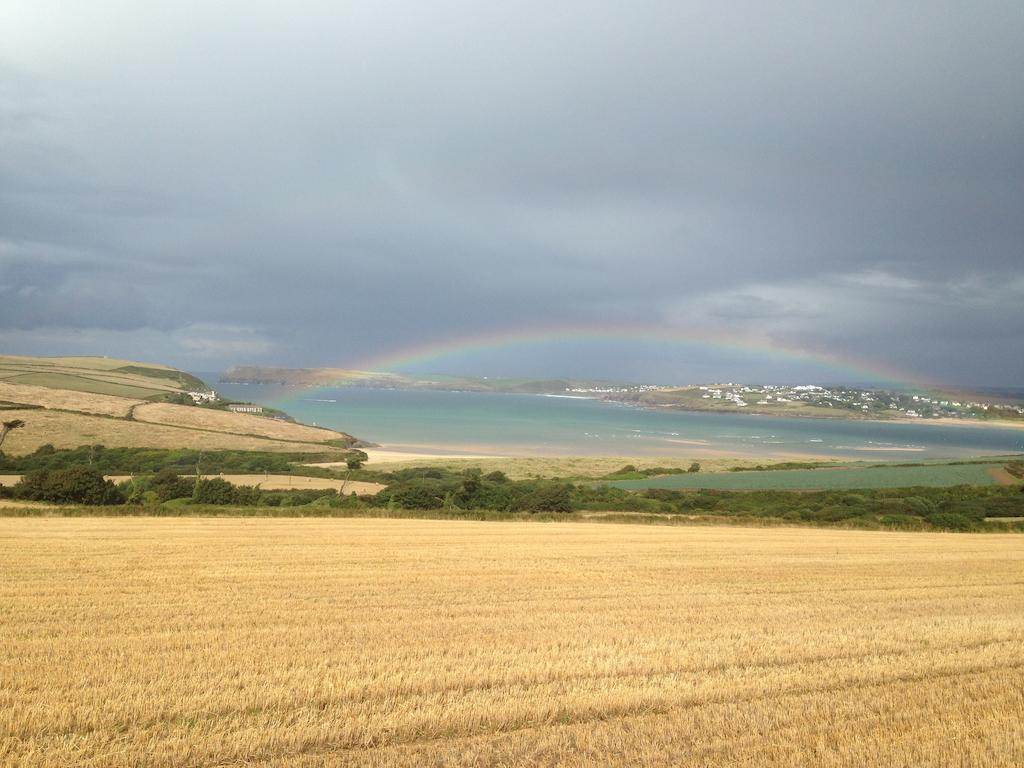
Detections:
[608, 463, 1005, 490]
[0, 355, 208, 400]
[0, 372, 177, 400]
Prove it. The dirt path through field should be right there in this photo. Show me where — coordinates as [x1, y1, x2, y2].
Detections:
[986, 467, 1021, 485]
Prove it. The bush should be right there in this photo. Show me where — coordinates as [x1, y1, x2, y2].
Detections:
[148, 468, 194, 502]
[327, 493, 369, 509]
[382, 481, 448, 509]
[800, 505, 857, 523]
[266, 489, 335, 507]
[512, 483, 573, 513]
[879, 514, 925, 530]
[14, 468, 125, 505]
[0, 445, 346, 476]
[161, 392, 196, 406]
[188, 478, 264, 506]
[192, 478, 235, 505]
[926, 512, 977, 531]
[230, 484, 262, 506]
[898, 496, 937, 516]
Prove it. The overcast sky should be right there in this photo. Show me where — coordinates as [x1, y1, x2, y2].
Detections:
[2, 2, 1022, 385]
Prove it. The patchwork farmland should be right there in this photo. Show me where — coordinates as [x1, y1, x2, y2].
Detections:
[0, 355, 356, 456]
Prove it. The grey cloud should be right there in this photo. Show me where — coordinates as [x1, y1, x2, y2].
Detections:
[1, 2, 1021, 384]
[667, 269, 1024, 381]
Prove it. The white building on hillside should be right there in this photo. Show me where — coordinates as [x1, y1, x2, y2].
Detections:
[227, 403, 263, 414]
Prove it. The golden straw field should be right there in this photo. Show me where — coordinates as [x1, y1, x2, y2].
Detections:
[2, 519, 1022, 767]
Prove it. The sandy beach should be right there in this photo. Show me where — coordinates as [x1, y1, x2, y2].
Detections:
[311, 449, 852, 480]
[844, 445, 927, 452]
[886, 416, 1024, 431]
[363, 448, 508, 463]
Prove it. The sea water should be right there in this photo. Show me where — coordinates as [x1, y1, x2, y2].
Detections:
[213, 383, 1024, 460]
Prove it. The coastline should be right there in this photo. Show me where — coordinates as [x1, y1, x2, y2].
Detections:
[307, 444, 1022, 483]
[610, 399, 1024, 430]
[356, 441, 856, 463]
[213, 383, 1023, 463]
[221, 380, 1024, 433]
[884, 416, 1024, 431]
[344, 436, 1021, 469]
[352, 443, 917, 466]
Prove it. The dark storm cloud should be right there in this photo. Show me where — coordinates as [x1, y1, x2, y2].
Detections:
[1, 1, 1022, 384]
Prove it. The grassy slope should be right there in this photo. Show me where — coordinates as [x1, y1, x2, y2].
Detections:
[0, 358, 357, 456]
[132, 403, 348, 444]
[608, 462, 1008, 490]
[0, 354, 207, 399]
[0, 408, 351, 455]
[2, 372, 173, 400]
[0, 381, 138, 417]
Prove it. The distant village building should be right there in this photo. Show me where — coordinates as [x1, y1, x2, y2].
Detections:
[227, 403, 263, 414]
[188, 390, 217, 404]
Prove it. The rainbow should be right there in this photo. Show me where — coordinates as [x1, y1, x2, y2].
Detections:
[339, 323, 935, 391]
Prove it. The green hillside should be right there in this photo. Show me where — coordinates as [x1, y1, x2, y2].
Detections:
[0, 355, 209, 401]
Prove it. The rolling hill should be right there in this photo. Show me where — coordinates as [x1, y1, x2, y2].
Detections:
[0, 355, 358, 456]
[0, 354, 208, 400]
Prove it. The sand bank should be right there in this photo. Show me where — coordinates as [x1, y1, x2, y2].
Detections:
[887, 416, 1024, 431]
[842, 446, 927, 452]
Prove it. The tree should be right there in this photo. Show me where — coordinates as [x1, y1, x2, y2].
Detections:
[192, 478, 235, 505]
[0, 419, 25, 450]
[148, 468, 193, 502]
[688, 462, 701, 473]
[457, 468, 482, 506]
[14, 468, 125, 505]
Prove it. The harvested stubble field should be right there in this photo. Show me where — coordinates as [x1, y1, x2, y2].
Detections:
[0, 408, 346, 455]
[132, 403, 348, 444]
[2, 520, 1022, 767]
[0, 474, 388, 495]
[0, 380, 139, 418]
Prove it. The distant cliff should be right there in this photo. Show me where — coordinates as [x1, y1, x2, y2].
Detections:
[220, 366, 414, 388]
